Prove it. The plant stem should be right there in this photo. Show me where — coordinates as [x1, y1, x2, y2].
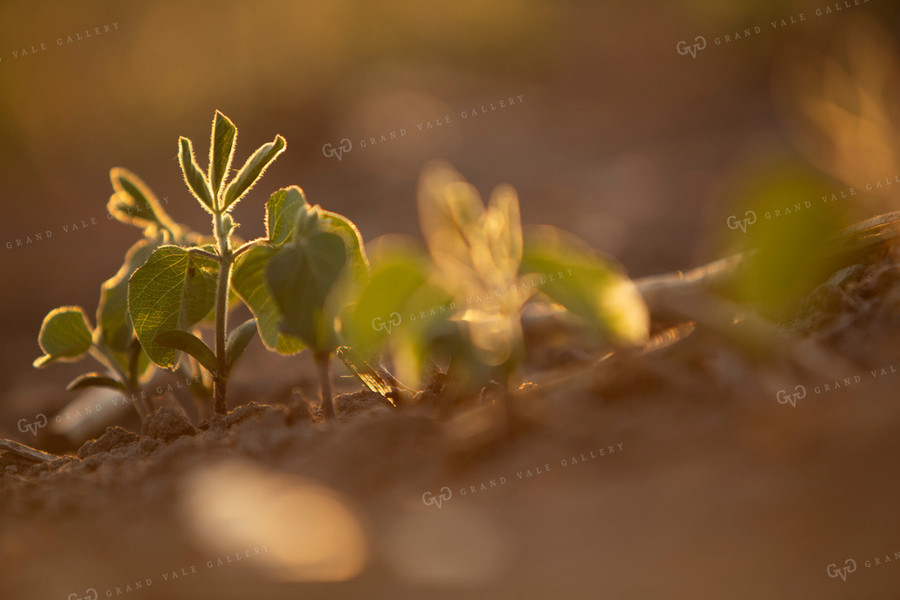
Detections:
[212, 212, 233, 415]
[187, 247, 220, 261]
[314, 353, 335, 420]
[232, 240, 258, 260]
[90, 345, 150, 420]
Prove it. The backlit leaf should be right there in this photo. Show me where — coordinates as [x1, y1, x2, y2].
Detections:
[179, 137, 215, 213]
[128, 246, 219, 368]
[319, 209, 369, 283]
[265, 186, 307, 246]
[225, 318, 258, 370]
[108, 167, 180, 234]
[66, 373, 128, 394]
[34, 307, 93, 367]
[265, 231, 346, 352]
[231, 244, 305, 355]
[222, 135, 286, 210]
[96, 235, 162, 356]
[521, 226, 649, 345]
[155, 329, 218, 373]
[342, 241, 431, 355]
[209, 111, 237, 197]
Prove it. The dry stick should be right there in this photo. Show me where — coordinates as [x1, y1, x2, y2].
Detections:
[0, 439, 60, 466]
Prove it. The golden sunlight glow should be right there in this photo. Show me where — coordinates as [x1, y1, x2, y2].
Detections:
[381, 508, 511, 585]
[181, 460, 368, 582]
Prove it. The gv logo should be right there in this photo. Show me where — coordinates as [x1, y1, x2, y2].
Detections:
[68, 589, 98, 600]
[372, 312, 402, 335]
[17, 413, 48, 436]
[726, 210, 758, 233]
[422, 486, 452, 509]
[322, 138, 353, 161]
[826, 558, 857, 582]
[676, 36, 707, 59]
[776, 385, 807, 408]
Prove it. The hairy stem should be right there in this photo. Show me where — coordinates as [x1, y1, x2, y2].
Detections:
[187, 247, 220, 261]
[314, 353, 335, 420]
[232, 240, 258, 260]
[212, 212, 233, 415]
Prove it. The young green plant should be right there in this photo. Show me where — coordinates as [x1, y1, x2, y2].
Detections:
[343, 161, 650, 391]
[128, 111, 285, 414]
[33, 168, 189, 421]
[232, 186, 368, 420]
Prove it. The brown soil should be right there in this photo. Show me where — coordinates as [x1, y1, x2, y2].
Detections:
[2, 246, 900, 600]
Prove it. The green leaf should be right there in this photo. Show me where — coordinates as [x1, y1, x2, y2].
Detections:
[231, 244, 305, 355]
[128, 245, 219, 368]
[154, 329, 218, 373]
[108, 167, 180, 234]
[34, 307, 93, 367]
[392, 276, 458, 385]
[127, 338, 151, 385]
[265, 231, 346, 352]
[96, 235, 162, 356]
[222, 135, 286, 210]
[319, 209, 369, 283]
[95, 236, 161, 380]
[66, 373, 128, 394]
[209, 111, 237, 197]
[225, 318, 258, 370]
[265, 186, 307, 246]
[417, 161, 488, 272]
[343, 243, 430, 355]
[416, 161, 523, 316]
[521, 226, 649, 345]
[179, 137, 215, 213]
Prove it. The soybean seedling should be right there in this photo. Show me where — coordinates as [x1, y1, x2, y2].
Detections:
[232, 186, 368, 420]
[343, 161, 650, 392]
[33, 168, 190, 422]
[128, 111, 285, 414]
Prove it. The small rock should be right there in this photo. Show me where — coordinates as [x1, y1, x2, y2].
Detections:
[146, 406, 195, 443]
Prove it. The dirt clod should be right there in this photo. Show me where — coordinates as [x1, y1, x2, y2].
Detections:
[76, 426, 139, 459]
[336, 389, 390, 418]
[145, 406, 195, 443]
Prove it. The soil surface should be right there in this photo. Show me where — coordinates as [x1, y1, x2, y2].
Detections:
[2, 245, 900, 600]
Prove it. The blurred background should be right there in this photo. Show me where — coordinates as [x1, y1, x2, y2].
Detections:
[3, 1, 900, 597]
[2, 0, 900, 405]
